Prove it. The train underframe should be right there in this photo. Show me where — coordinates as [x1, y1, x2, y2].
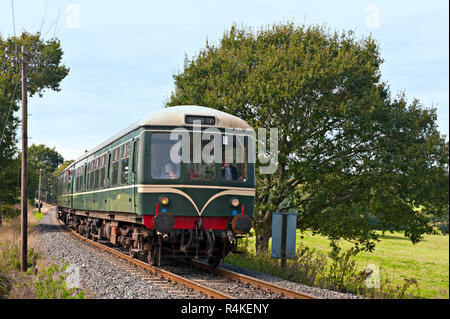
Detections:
[57, 208, 248, 267]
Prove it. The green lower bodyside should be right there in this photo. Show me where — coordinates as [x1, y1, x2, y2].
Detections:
[57, 186, 254, 218]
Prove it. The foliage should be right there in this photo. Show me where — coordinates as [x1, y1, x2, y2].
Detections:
[25, 144, 64, 201]
[226, 242, 422, 299]
[167, 22, 449, 253]
[52, 160, 74, 178]
[34, 262, 84, 299]
[293, 229, 448, 298]
[326, 247, 369, 293]
[0, 242, 40, 273]
[0, 31, 70, 99]
[430, 212, 449, 235]
[0, 203, 20, 221]
[0, 273, 11, 298]
[0, 31, 69, 207]
[0, 157, 20, 205]
[33, 211, 44, 221]
[0, 241, 85, 299]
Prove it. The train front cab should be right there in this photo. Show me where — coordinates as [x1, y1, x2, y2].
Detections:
[136, 127, 255, 264]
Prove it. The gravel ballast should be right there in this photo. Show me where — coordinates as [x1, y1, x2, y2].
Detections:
[35, 208, 205, 299]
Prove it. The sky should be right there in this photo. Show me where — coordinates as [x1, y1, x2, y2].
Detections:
[0, 0, 448, 161]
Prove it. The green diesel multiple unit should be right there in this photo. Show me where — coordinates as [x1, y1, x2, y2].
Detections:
[56, 105, 255, 266]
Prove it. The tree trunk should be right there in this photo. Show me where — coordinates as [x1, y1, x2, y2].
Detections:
[0, 195, 3, 226]
[254, 210, 273, 256]
[255, 229, 271, 255]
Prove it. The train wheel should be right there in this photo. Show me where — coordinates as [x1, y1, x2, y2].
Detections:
[147, 250, 153, 265]
[129, 246, 136, 258]
[147, 247, 157, 266]
[208, 256, 220, 268]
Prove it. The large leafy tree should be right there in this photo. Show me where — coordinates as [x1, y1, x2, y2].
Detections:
[167, 23, 449, 253]
[26, 144, 64, 202]
[0, 32, 69, 216]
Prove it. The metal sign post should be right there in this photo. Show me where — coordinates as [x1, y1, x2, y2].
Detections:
[271, 212, 297, 268]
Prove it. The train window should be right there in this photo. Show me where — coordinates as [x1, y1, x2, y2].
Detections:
[79, 167, 82, 192]
[62, 174, 66, 194]
[87, 161, 92, 190]
[220, 135, 247, 182]
[66, 170, 72, 193]
[132, 140, 139, 175]
[111, 147, 120, 186]
[83, 164, 87, 189]
[151, 133, 180, 180]
[120, 142, 130, 184]
[90, 159, 97, 190]
[76, 167, 81, 192]
[186, 136, 216, 181]
[74, 169, 78, 192]
[94, 157, 100, 189]
[106, 153, 111, 186]
[99, 154, 106, 187]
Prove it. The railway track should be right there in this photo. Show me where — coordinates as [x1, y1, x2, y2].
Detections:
[53, 208, 319, 299]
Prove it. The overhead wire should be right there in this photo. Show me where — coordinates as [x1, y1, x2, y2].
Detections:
[1, 0, 60, 147]
[0, 0, 20, 147]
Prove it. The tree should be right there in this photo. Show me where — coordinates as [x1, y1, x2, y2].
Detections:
[52, 160, 74, 177]
[47, 160, 73, 203]
[0, 32, 69, 212]
[167, 23, 449, 254]
[26, 144, 64, 202]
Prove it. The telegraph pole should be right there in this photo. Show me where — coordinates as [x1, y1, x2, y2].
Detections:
[20, 45, 28, 272]
[4, 40, 41, 271]
[37, 168, 42, 213]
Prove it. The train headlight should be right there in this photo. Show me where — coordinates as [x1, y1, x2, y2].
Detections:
[159, 196, 169, 206]
[230, 198, 239, 207]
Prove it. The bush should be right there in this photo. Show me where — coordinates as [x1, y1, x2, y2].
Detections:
[0, 274, 12, 298]
[326, 247, 369, 294]
[1, 241, 85, 299]
[34, 262, 84, 299]
[0, 242, 40, 272]
[283, 244, 328, 286]
[0, 204, 20, 221]
[0, 242, 39, 273]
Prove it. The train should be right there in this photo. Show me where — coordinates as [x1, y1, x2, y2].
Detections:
[56, 105, 255, 267]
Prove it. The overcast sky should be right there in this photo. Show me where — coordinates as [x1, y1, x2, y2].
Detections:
[1, 0, 448, 160]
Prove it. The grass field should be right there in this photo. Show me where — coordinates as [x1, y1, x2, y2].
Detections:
[226, 230, 449, 299]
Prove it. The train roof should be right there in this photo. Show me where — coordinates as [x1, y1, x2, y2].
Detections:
[67, 105, 252, 168]
[139, 105, 251, 129]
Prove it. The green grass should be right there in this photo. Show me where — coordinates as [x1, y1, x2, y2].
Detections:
[297, 231, 449, 299]
[33, 211, 44, 221]
[226, 230, 449, 299]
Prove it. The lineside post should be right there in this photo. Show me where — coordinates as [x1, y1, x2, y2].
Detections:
[20, 45, 28, 272]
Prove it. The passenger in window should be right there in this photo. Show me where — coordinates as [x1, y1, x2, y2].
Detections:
[221, 162, 241, 181]
[187, 166, 196, 180]
[164, 163, 176, 179]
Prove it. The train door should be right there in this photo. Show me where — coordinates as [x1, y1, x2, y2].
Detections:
[69, 168, 74, 209]
[131, 137, 139, 213]
[83, 163, 87, 210]
[105, 152, 112, 212]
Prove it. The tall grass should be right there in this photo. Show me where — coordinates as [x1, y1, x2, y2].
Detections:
[0, 204, 85, 299]
[225, 240, 422, 299]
